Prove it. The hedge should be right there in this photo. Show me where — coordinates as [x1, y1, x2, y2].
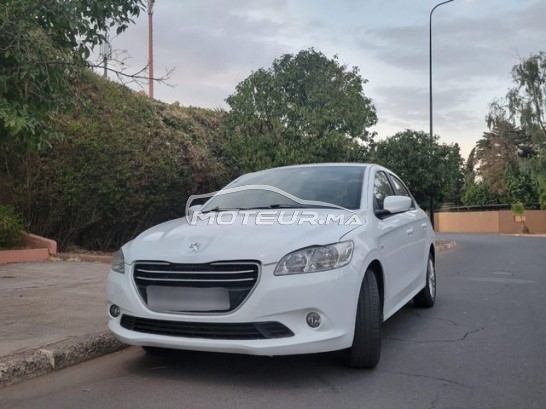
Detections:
[3, 72, 233, 250]
[0, 204, 23, 249]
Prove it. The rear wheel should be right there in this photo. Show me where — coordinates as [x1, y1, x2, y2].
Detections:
[345, 270, 381, 369]
[413, 253, 436, 308]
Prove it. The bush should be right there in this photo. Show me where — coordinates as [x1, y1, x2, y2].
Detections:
[3, 72, 233, 250]
[0, 204, 23, 249]
[511, 202, 524, 216]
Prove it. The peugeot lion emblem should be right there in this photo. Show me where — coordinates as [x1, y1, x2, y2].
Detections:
[188, 242, 201, 253]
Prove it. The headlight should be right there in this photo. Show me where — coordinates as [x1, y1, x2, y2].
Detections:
[274, 241, 354, 275]
[111, 249, 125, 274]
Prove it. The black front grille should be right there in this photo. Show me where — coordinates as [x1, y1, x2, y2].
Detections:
[120, 315, 294, 340]
[133, 261, 260, 313]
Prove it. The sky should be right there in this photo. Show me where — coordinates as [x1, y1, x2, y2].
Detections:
[103, 0, 546, 160]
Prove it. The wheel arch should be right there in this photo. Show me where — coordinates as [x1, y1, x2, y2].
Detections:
[366, 259, 384, 316]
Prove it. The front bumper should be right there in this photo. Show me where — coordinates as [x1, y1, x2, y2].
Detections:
[107, 262, 362, 356]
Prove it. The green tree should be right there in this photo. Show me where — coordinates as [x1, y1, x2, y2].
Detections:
[461, 147, 477, 200]
[466, 53, 546, 208]
[372, 130, 464, 210]
[462, 182, 501, 207]
[505, 52, 546, 144]
[0, 0, 143, 147]
[504, 165, 540, 206]
[540, 178, 546, 209]
[473, 120, 533, 198]
[225, 49, 377, 172]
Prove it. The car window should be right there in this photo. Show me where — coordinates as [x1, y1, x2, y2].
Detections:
[373, 171, 394, 211]
[389, 174, 415, 209]
[202, 166, 365, 211]
[389, 174, 410, 197]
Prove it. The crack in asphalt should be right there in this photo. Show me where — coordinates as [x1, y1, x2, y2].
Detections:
[410, 311, 460, 326]
[389, 370, 471, 389]
[384, 326, 485, 344]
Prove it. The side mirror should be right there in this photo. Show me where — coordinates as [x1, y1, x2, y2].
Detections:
[383, 196, 412, 214]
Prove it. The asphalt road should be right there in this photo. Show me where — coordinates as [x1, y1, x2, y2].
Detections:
[1, 233, 545, 409]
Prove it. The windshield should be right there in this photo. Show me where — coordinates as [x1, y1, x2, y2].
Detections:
[201, 165, 365, 211]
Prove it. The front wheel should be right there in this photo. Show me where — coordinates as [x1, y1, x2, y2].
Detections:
[345, 270, 381, 369]
[413, 253, 436, 308]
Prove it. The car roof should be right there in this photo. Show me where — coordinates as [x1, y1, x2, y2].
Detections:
[246, 163, 372, 175]
[243, 163, 405, 187]
[270, 162, 370, 169]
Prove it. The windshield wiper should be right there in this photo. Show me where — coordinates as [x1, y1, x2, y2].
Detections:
[200, 206, 242, 214]
[265, 204, 305, 209]
[202, 204, 341, 213]
[255, 204, 337, 209]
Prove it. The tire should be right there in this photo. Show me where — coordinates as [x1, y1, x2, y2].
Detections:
[345, 270, 382, 369]
[413, 253, 436, 308]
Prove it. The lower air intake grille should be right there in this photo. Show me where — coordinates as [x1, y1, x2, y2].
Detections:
[120, 315, 294, 340]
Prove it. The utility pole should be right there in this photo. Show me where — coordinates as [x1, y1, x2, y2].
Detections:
[429, 0, 454, 229]
[148, 0, 155, 98]
[100, 32, 110, 78]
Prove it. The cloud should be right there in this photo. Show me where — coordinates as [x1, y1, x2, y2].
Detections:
[104, 0, 545, 158]
[355, 1, 546, 83]
[111, 0, 294, 105]
[348, 1, 546, 155]
[371, 84, 478, 132]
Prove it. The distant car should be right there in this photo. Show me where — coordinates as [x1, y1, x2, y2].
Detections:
[107, 163, 436, 368]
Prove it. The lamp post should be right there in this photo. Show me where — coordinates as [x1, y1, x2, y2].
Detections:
[148, 0, 155, 99]
[429, 0, 454, 229]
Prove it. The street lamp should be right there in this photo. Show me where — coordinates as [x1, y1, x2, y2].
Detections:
[429, 0, 454, 229]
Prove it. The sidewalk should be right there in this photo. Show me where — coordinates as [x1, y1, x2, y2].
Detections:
[0, 241, 456, 387]
[0, 259, 124, 387]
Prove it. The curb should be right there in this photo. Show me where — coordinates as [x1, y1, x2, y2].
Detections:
[0, 233, 58, 265]
[54, 253, 113, 264]
[0, 331, 127, 388]
[22, 233, 58, 255]
[0, 248, 50, 265]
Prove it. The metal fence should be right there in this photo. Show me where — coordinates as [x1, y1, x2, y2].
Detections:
[439, 203, 542, 213]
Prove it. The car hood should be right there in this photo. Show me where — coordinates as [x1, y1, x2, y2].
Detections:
[123, 210, 364, 265]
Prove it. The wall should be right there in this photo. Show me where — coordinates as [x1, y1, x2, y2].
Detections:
[435, 210, 546, 234]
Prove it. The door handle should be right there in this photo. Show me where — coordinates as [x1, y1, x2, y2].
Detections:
[421, 223, 428, 230]
[406, 228, 414, 236]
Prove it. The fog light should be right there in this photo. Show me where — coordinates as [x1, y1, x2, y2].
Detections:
[306, 312, 321, 328]
[109, 304, 121, 318]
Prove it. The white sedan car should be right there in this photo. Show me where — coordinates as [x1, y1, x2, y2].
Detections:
[107, 163, 436, 368]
